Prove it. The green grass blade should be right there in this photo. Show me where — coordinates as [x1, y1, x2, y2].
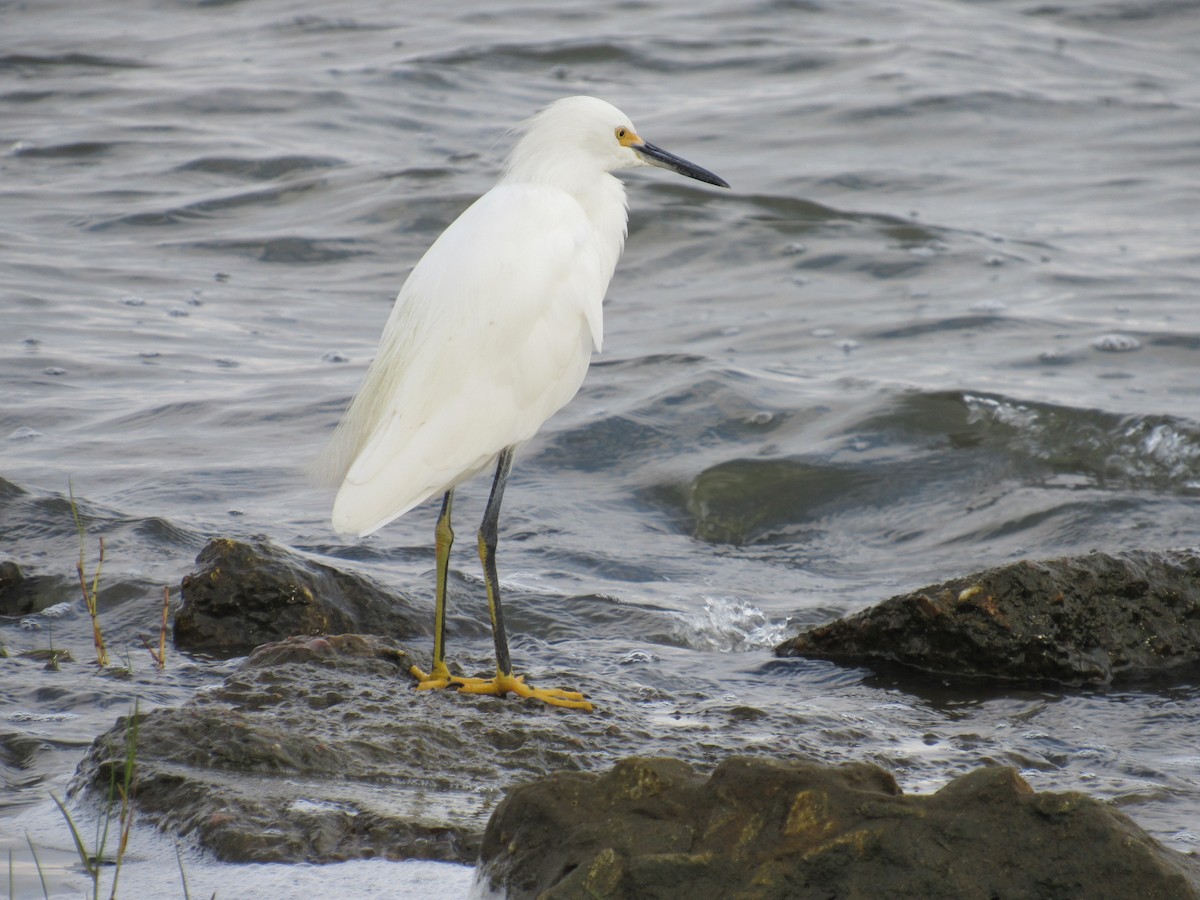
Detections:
[24, 833, 51, 899]
[49, 792, 97, 877]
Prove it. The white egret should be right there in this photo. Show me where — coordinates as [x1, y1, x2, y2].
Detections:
[319, 96, 728, 711]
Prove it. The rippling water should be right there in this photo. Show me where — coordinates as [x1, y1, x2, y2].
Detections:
[4, 0, 1199, 895]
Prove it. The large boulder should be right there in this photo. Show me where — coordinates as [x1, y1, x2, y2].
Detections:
[478, 756, 1200, 899]
[174, 537, 430, 657]
[776, 550, 1200, 685]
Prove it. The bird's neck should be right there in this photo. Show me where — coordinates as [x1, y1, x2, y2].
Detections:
[575, 172, 629, 281]
[504, 164, 629, 280]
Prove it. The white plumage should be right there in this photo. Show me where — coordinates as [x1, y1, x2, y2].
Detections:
[320, 98, 635, 535]
[316, 96, 727, 709]
[324, 183, 611, 536]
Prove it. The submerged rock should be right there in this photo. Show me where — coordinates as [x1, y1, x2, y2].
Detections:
[478, 756, 1200, 899]
[0, 560, 35, 615]
[173, 536, 429, 657]
[776, 550, 1200, 685]
[0, 559, 66, 616]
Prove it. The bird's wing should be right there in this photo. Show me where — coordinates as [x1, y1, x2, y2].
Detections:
[325, 183, 609, 536]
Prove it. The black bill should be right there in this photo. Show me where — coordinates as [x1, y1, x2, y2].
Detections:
[633, 141, 730, 188]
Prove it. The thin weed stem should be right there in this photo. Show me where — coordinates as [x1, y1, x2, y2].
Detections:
[175, 840, 192, 900]
[108, 700, 139, 899]
[68, 481, 109, 668]
[159, 586, 169, 668]
[140, 587, 171, 669]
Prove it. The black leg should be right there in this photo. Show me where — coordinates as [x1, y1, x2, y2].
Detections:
[478, 446, 515, 677]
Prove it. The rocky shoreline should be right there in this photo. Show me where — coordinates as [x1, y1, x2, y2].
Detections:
[66, 538, 1200, 897]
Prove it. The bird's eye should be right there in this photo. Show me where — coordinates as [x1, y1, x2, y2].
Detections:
[615, 126, 638, 147]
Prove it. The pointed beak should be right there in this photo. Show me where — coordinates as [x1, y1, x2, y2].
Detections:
[633, 141, 730, 189]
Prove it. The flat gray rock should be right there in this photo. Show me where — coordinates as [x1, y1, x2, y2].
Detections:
[70, 633, 637, 864]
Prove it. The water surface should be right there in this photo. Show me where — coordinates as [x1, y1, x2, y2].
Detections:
[3, 0, 1199, 895]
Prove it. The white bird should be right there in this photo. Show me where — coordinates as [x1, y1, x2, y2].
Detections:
[319, 96, 728, 710]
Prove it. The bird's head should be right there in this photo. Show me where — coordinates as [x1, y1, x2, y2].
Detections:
[504, 96, 729, 190]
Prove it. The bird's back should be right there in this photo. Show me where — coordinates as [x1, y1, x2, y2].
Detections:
[320, 182, 619, 536]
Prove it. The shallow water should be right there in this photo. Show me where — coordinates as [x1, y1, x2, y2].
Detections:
[3, 0, 1200, 895]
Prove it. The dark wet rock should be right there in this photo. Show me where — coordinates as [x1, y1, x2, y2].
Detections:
[174, 536, 430, 657]
[0, 560, 67, 616]
[478, 756, 1200, 900]
[681, 458, 863, 545]
[69, 628, 1200, 890]
[776, 550, 1200, 685]
[0, 560, 34, 615]
[70, 633, 633, 864]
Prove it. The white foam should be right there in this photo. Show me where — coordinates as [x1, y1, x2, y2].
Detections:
[670, 596, 787, 652]
[5, 797, 476, 900]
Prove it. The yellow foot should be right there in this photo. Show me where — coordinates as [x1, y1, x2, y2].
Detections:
[409, 664, 593, 711]
[458, 672, 593, 711]
[410, 660, 455, 690]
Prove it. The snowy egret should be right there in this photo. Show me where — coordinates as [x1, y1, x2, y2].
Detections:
[319, 96, 728, 711]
